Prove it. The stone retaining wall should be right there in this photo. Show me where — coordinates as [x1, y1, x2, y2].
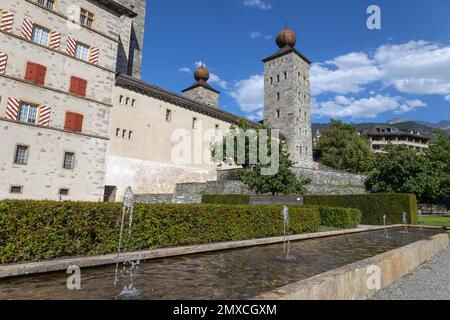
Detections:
[135, 194, 201, 204]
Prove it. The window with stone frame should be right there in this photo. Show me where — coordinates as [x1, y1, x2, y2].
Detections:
[80, 8, 95, 28]
[63, 152, 75, 169]
[14, 145, 29, 165]
[36, 0, 55, 10]
[75, 42, 90, 62]
[18, 102, 38, 124]
[31, 25, 50, 46]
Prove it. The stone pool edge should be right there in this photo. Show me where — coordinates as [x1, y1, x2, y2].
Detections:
[254, 230, 450, 300]
[0, 225, 405, 279]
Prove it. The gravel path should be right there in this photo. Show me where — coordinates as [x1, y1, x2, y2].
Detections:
[373, 248, 450, 300]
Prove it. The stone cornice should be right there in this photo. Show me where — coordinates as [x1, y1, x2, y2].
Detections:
[0, 73, 113, 108]
[0, 118, 109, 141]
[263, 47, 312, 64]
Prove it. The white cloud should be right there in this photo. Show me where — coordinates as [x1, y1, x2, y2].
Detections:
[312, 40, 450, 97]
[313, 95, 427, 119]
[250, 31, 263, 39]
[178, 67, 191, 73]
[249, 31, 272, 40]
[243, 0, 272, 10]
[228, 74, 264, 120]
[445, 95, 450, 101]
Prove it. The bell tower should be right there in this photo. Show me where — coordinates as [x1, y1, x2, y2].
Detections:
[263, 27, 314, 168]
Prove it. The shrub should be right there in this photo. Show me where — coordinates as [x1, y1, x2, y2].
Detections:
[304, 194, 418, 225]
[0, 200, 320, 264]
[316, 207, 362, 229]
[202, 194, 250, 205]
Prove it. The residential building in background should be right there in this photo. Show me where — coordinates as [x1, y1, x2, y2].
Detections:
[361, 125, 430, 153]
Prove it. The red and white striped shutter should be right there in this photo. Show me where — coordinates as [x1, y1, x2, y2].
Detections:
[89, 47, 99, 65]
[0, 10, 14, 33]
[5, 98, 20, 121]
[0, 52, 7, 74]
[38, 105, 51, 126]
[66, 37, 77, 56]
[21, 18, 33, 40]
[49, 31, 61, 50]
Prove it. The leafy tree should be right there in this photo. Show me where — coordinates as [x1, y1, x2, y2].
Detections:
[365, 145, 445, 202]
[211, 119, 310, 195]
[317, 120, 374, 174]
[238, 144, 311, 195]
[427, 129, 450, 194]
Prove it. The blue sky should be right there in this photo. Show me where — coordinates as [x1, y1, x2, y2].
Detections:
[140, 0, 450, 124]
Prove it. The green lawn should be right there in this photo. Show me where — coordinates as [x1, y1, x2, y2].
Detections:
[419, 215, 450, 228]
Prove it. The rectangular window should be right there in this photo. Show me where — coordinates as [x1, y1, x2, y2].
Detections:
[284, 72, 287, 80]
[276, 110, 280, 118]
[192, 117, 197, 129]
[14, 145, 29, 165]
[80, 8, 95, 28]
[116, 128, 120, 137]
[59, 188, 69, 196]
[119, 95, 124, 104]
[69, 76, 87, 97]
[10, 186, 23, 194]
[215, 124, 220, 135]
[63, 152, 75, 169]
[18, 103, 38, 124]
[166, 109, 172, 122]
[37, 0, 55, 10]
[64, 112, 83, 133]
[128, 131, 133, 140]
[131, 99, 136, 107]
[31, 25, 50, 46]
[25, 62, 47, 85]
[122, 129, 126, 138]
[277, 92, 280, 101]
[270, 77, 273, 85]
[126, 97, 130, 105]
[75, 42, 90, 62]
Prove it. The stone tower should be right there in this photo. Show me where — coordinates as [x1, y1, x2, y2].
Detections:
[116, 0, 147, 79]
[182, 65, 220, 108]
[263, 27, 314, 168]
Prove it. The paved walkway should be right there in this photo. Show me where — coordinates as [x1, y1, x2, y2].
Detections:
[373, 248, 450, 300]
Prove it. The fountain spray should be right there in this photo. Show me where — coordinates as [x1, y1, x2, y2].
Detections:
[113, 186, 140, 298]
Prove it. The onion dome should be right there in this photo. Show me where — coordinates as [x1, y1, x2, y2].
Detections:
[276, 28, 297, 48]
[194, 65, 210, 82]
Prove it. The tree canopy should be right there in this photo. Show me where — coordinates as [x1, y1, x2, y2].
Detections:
[316, 120, 374, 174]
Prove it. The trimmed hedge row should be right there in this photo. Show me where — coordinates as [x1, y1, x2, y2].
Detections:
[316, 207, 362, 229]
[0, 200, 320, 264]
[202, 194, 250, 205]
[304, 194, 418, 225]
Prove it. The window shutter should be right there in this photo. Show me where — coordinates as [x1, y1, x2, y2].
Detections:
[69, 76, 79, 95]
[78, 78, 87, 97]
[89, 47, 99, 65]
[21, 19, 33, 40]
[25, 62, 38, 82]
[5, 97, 20, 120]
[0, 10, 14, 33]
[65, 112, 75, 131]
[66, 37, 76, 56]
[36, 65, 47, 85]
[38, 105, 51, 126]
[49, 30, 61, 50]
[65, 112, 83, 133]
[74, 113, 84, 132]
[25, 62, 46, 84]
[0, 52, 7, 74]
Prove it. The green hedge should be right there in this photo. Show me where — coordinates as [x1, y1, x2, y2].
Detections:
[0, 200, 320, 264]
[202, 194, 250, 205]
[304, 194, 418, 225]
[316, 207, 362, 229]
